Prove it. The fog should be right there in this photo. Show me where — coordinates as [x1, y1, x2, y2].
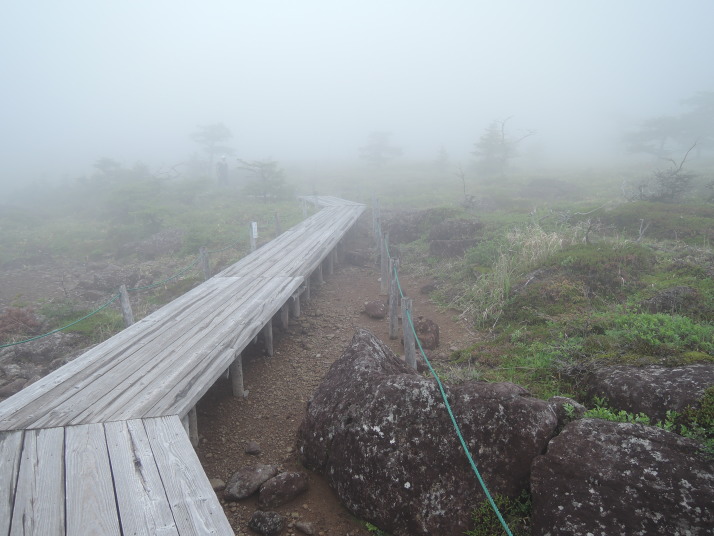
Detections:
[1, 1, 713, 194]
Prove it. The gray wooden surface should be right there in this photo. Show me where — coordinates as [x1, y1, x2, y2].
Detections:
[0, 196, 365, 535]
[1, 416, 233, 535]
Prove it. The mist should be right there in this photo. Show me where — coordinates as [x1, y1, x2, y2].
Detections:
[1, 1, 713, 196]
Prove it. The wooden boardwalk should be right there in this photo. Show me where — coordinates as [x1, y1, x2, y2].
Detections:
[0, 197, 365, 535]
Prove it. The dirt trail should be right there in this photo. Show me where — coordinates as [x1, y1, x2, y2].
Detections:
[196, 257, 474, 535]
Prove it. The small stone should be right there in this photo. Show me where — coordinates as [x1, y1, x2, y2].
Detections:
[245, 440, 262, 455]
[205, 452, 213, 459]
[248, 510, 284, 536]
[295, 521, 316, 535]
[209, 478, 225, 492]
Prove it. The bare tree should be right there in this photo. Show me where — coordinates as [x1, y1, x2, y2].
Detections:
[627, 142, 698, 203]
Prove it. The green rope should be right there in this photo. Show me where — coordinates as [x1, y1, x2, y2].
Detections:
[404, 307, 514, 536]
[126, 258, 201, 291]
[0, 292, 121, 349]
[207, 236, 244, 254]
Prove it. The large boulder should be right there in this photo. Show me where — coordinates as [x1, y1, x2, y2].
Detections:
[587, 363, 714, 422]
[531, 418, 714, 535]
[297, 329, 558, 536]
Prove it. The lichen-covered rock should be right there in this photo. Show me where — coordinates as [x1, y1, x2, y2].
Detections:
[258, 471, 309, 509]
[413, 316, 439, 350]
[248, 511, 284, 536]
[531, 418, 714, 536]
[224, 464, 278, 501]
[297, 329, 558, 536]
[587, 363, 714, 422]
[547, 396, 586, 430]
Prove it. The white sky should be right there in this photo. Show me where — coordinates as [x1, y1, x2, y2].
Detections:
[1, 0, 712, 187]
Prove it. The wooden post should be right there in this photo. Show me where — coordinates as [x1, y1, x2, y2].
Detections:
[291, 292, 301, 318]
[305, 278, 311, 300]
[314, 263, 324, 285]
[373, 199, 381, 251]
[250, 221, 258, 252]
[280, 304, 290, 329]
[263, 321, 273, 357]
[388, 258, 399, 340]
[275, 212, 282, 235]
[199, 247, 210, 280]
[188, 406, 198, 447]
[301, 199, 307, 218]
[326, 250, 334, 276]
[380, 232, 389, 295]
[230, 352, 245, 398]
[402, 297, 417, 370]
[118, 284, 134, 327]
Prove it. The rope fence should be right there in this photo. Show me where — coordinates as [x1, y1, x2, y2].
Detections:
[373, 201, 514, 536]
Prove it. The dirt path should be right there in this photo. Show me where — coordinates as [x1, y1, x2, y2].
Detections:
[196, 257, 475, 535]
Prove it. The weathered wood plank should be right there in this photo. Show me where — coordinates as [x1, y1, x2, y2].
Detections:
[0, 430, 24, 535]
[0, 277, 236, 430]
[144, 416, 233, 536]
[65, 423, 122, 535]
[10, 427, 65, 536]
[104, 419, 180, 536]
[65, 277, 267, 424]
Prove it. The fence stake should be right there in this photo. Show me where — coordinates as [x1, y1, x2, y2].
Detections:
[199, 247, 210, 280]
[118, 284, 134, 327]
[380, 232, 389, 295]
[388, 258, 399, 339]
[373, 197, 381, 250]
[402, 297, 417, 369]
[250, 221, 258, 252]
[230, 352, 245, 397]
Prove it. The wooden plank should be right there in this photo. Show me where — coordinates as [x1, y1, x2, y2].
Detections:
[100, 276, 301, 420]
[0, 277, 236, 430]
[65, 423, 122, 535]
[104, 419, 179, 536]
[144, 416, 233, 536]
[141, 276, 304, 418]
[0, 430, 24, 535]
[65, 277, 264, 424]
[10, 427, 65, 536]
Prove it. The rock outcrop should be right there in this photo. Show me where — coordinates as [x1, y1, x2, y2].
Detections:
[587, 363, 714, 422]
[531, 418, 714, 535]
[297, 329, 558, 536]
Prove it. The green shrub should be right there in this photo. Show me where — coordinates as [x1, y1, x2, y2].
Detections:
[466, 491, 531, 536]
[606, 313, 714, 355]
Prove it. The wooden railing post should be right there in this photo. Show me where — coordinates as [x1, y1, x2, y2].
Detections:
[388, 258, 399, 340]
[199, 247, 210, 280]
[402, 297, 417, 370]
[118, 284, 134, 327]
[250, 222, 258, 252]
[380, 232, 389, 295]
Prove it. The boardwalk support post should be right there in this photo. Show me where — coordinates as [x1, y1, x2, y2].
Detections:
[291, 291, 301, 318]
[119, 284, 134, 327]
[263, 321, 274, 357]
[388, 258, 399, 340]
[402, 297, 417, 370]
[280, 304, 289, 329]
[230, 352, 245, 398]
[188, 406, 199, 447]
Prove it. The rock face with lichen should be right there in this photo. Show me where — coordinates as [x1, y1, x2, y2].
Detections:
[586, 363, 714, 422]
[297, 329, 558, 536]
[530, 418, 714, 535]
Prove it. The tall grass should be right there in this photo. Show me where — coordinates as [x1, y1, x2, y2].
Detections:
[455, 225, 571, 328]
